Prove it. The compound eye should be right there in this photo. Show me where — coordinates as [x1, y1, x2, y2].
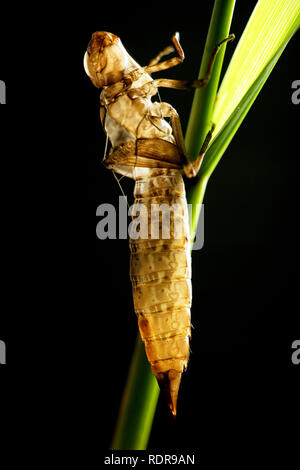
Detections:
[83, 51, 91, 77]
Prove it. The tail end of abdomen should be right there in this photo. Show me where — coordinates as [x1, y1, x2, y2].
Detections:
[138, 304, 191, 417]
[156, 369, 183, 418]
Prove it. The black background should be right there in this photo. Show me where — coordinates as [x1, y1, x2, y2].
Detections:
[0, 1, 299, 462]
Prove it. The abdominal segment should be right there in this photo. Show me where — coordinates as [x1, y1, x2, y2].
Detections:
[129, 168, 191, 416]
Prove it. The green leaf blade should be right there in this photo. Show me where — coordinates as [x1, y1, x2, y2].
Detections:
[212, 0, 300, 138]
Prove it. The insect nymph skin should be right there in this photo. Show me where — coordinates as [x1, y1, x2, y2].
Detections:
[84, 31, 234, 416]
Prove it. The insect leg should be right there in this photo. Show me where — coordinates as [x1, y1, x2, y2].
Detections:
[152, 34, 235, 91]
[183, 127, 214, 178]
[144, 32, 184, 74]
[147, 102, 187, 159]
[151, 102, 213, 177]
[169, 108, 214, 177]
[148, 44, 175, 67]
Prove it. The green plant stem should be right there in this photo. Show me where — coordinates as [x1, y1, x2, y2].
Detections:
[186, 0, 235, 242]
[185, 0, 236, 159]
[110, 335, 159, 450]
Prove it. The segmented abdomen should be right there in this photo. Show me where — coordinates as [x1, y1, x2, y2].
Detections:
[129, 168, 191, 415]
